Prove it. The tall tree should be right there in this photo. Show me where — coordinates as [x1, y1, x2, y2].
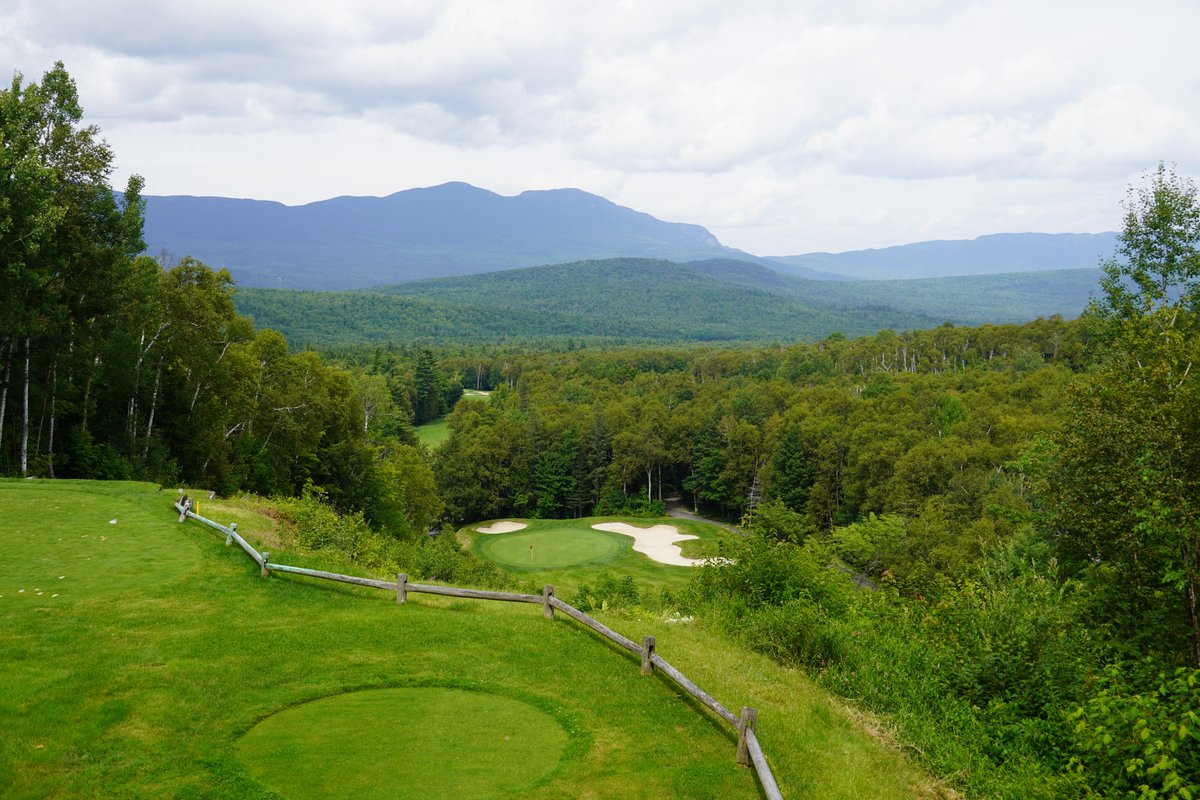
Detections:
[1046, 164, 1200, 665]
[0, 62, 144, 474]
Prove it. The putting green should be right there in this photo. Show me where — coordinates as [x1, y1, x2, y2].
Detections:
[237, 687, 569, 800]
[475, 527, 622, 569]
[0, 481, 202, 601]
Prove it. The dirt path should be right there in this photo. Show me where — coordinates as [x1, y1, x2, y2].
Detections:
[664, 496, 740, 533]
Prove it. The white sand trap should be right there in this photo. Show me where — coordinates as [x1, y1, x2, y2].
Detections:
[591, 522, 706, 567]
[476, 520, 528, 534]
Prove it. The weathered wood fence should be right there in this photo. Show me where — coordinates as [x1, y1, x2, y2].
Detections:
[173, 498, 784, 800]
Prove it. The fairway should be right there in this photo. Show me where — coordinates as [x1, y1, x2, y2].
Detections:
[414, 417, 450, 450]
[239, 687, 570, 800]
[476, 526, 621, 569]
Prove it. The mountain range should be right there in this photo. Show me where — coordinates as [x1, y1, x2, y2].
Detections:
[769, 232, 1118, 280]
[141, 182, 784, 289]
[139, 182, 1118, 290]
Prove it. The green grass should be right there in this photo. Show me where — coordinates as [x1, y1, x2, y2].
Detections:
[415, 417, 450, 450]
[0, 480, 943, 799]
[0, 481, 203, 599]
[465, 517, 723, 597]
[416, 391, 490, 451]
[238, 687, 572, 800]
[477, 526, 623, 569]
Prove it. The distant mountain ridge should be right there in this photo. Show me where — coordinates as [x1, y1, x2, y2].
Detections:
[140, 182, 788, 289]
[140, 181, 1120, 289]
[770, 232, 1118, 280]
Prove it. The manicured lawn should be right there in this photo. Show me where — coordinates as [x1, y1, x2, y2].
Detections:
[464, 516, 724, 597]
[414, 417, 450, 450]
[477, 525, 622, 569]
[239, 687, 573, 800]
[0, 480, 942, 799]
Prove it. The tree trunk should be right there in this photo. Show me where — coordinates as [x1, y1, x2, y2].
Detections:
[46, 358, 57, 478]
[1186, 541, 1200, 668]
[1187, 575, 1200, 668]
[80, 353, 97, 434]
[142, 357, 164, 460]
[0, 338, 12, 455]
[646, 466, 652, 503]
[20, 337, 30, 476]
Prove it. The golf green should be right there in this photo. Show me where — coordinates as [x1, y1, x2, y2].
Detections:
[237, 687, 569, 800]
[475, 527, 622, 569]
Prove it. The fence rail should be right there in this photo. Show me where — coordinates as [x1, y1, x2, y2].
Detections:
[173, 499, 784, 800]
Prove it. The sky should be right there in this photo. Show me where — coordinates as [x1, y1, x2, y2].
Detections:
[3, 0, 1199, 256]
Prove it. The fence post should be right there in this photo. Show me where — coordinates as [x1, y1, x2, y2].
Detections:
[641, 635, 656, 675]
[543, 585, 554, 619]
[737, 706, 757, 766]
[397, 573, 408, 604]
[261, 552, 270, 578]
[226, 522, 236, 546]
[177, 498, 191, 522]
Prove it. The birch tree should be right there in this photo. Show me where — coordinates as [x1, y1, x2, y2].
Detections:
[0, 62, 143, 474]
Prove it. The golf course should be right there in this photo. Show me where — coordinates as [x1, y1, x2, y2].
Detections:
[465, 516, 721, 598]
[0, 479, 940, 799]
[416, 389, 491, 451]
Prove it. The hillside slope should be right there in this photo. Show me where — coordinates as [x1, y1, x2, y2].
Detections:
[237, 258, 941, 345]
[236, 257, 1101, 347]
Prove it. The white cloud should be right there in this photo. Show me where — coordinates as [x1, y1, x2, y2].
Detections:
[4, 0, 1199, 253]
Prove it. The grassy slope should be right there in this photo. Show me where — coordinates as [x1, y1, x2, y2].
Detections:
[0, 480, 942, 799]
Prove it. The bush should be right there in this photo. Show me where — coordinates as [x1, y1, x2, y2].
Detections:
[1066, 666, 1200, 799]
[593, 487, 665, 518]
[570, 572, 641, 612]
[271, 489, 508, 588]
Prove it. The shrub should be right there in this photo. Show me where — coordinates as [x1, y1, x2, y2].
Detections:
[570, 572, 641, 612]
[1066, 666, 1200, 799]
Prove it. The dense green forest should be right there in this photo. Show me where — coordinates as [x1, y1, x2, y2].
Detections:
[4, 65, 1198, 799]
[234, 258, 1100, 347]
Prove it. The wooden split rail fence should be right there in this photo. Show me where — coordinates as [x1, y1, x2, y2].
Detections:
[173, 498, 784, 800]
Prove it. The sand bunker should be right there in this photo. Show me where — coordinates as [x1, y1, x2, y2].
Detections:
[590, 522, 706, 567]
[476, 520, 528, 534]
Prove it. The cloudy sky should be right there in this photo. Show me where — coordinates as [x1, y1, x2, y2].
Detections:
[4, 0, 1199, 255]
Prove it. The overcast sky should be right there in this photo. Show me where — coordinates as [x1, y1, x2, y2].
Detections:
[4, 0, 1199, 255]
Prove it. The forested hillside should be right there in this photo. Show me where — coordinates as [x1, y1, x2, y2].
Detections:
[235, 258, 1100, 347]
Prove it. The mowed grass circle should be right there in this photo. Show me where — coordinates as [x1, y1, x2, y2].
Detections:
[476, 526, 621, 569]
[237, 687, 569, 800]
